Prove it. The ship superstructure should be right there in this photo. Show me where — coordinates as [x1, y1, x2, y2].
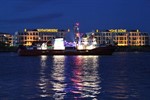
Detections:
[74, 23, 97, 50]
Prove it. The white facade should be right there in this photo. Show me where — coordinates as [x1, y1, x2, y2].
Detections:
[94, 29, 149, 46]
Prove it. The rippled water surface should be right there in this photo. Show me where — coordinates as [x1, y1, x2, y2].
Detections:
[0, 52, 150, 100]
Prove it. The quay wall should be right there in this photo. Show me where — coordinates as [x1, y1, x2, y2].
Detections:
[1, 46, 150, 52]
[115, 46, 150, 52]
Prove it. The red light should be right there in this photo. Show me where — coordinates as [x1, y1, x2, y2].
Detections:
[76, 22, 79, 26]
[76, 33, 80, 37]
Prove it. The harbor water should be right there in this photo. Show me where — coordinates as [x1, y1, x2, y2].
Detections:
[0, 52, 150, 100]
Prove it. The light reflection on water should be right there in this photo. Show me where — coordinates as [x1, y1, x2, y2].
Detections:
[0, 52, 150, 99]
[51, 56, 66, 99]
[37, 55, 101, 99]
[72, 56, 101, 99]
[38, 55, 50, 98]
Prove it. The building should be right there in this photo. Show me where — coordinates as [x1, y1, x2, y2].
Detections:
[128, 30, 149, 46]
[93, 29, 149, 46]
[0, 32, 13, 46]
[15, 28, 70, 46]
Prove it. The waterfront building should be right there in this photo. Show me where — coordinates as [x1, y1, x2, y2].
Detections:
[0, 32, 13, 46]
[93, 29, 149, 46]
[15, 29, 70, 46]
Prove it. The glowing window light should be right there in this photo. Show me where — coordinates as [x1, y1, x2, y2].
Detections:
[41, 43, 47, 50]
[83, 40, 88, 45]
[86, 45, 94, 50]
[68, 29, 70, 32]
[54, 38, 65, 50]
[93, 38, 97, 45]
[77, 45, 83, 50]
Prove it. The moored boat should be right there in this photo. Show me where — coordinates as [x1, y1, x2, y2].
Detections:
[17, 25, 116, 56]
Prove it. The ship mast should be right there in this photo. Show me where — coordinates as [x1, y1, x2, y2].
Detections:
[74, 22, 81, 47]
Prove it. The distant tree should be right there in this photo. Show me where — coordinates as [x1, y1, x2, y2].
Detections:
[113, 41, 118, 46]
[0, 41, 6, 48]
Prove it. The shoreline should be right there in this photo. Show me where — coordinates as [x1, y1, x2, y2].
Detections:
[1, 46, 150, 52]
[0, 47, 17, 52]
[115, 46, 150, 52]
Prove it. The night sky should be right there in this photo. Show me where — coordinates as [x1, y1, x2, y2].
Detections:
[0, 0, 150, 34]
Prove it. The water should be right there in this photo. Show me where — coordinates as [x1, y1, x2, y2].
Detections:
[0, 52, 150, 100]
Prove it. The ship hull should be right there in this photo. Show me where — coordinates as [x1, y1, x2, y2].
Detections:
[18, 46, 115, 56]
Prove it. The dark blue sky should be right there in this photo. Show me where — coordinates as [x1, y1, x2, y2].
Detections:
[0, 0, 150, 34]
